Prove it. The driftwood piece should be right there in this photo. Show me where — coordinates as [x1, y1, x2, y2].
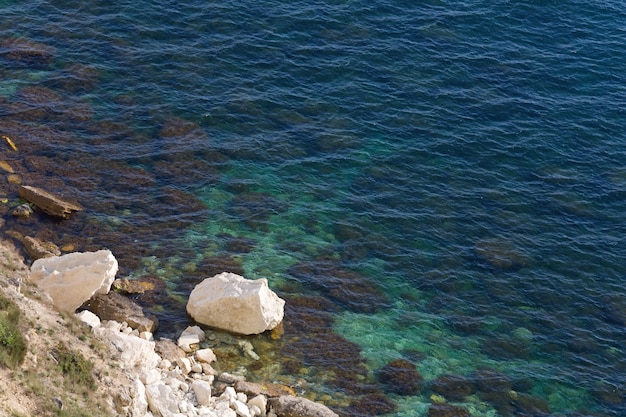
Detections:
[18, 185, 83, 219]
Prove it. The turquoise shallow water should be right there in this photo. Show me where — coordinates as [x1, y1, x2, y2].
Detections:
[1, 0, 626, 416]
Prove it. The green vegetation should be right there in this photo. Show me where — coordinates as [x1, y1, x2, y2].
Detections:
[52, 343, 95, 390]
[0, 290, 27, 369]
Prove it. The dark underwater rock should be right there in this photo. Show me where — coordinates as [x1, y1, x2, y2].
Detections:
[474, 238, 529, 271]
[471, 368, 518, 416]
[0, 37, 55, 66]
[288, 259, 390, 313]
[346, 392, 397, 416]
[280, 295, 372, 397]
[377, 359, 422, 396]
[181, 255, 245, 292]
[430, 374, 475, 401]
[427, 403, 470, 417]
[590, 381, 625, 406]
[227, 192, 289, 231]
[599, 294, 626, 326]
[512, 393, 550, 415]
[445, 314, 483, 335]
[158, 117, 201, 139]
[220, 234, 257, 253]
[14, 85, 63, 121]
[480, 334, 532, 360]
[51, 63, 100, 93]
[472, 368, 512, 393]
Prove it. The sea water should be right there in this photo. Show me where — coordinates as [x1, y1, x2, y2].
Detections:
[1, 1, 625, 416]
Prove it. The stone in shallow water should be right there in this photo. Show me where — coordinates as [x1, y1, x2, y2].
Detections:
[430, 374, 475, 402]
[10, 203, 34, 218]
[288, 260, 390, 313]
[471, 368, 512, 393]
[18, 185, 83, 219]
[186, 272, 285, 335]
[474, 238, 529, 271]
[347, 392, 397, 416]
[112, 277, 154, 294]
[195, 348, 217, 364]
[427, 403, 470, 417]
[0, 37, 55, 66]
[377, 359, 422, 396]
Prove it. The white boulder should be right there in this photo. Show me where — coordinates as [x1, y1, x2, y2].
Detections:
[30, 250, 118, 312]
[186, 272, 285, 335]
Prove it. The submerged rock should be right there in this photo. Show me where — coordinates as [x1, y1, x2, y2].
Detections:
[0, 37, 55, 66]
[280, 295, 372, 398]
[289, 259, 390, 313]
[471, 368, 512, 393]
[187, 272, 285, 335]
[234, 380, 296, 398]
[347, 393, 397, 416]
[427, 403, 470, 417]
[430, 374, 475, 402]
[112, 277, 155, 294]
[10, 203, 34, 218]
[474, 238, 529, 271]
[377, 359, 423, 395]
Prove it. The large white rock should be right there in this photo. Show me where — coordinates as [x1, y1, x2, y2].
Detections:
[186, 272, 285, 335]
[30, 249, 118, 313]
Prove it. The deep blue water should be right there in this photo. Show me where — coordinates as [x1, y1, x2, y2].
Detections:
[2, 0, 626, 416]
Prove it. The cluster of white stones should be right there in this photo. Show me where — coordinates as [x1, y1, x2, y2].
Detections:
[76, 313, 337, 417]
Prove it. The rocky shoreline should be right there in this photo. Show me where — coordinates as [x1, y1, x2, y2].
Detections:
[77, 311, 339, 417]
[0, 234, 339, 417]
[0, 183, 338, 417]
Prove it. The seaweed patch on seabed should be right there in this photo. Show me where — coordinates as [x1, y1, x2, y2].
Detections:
[288, 258, 391, 314]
